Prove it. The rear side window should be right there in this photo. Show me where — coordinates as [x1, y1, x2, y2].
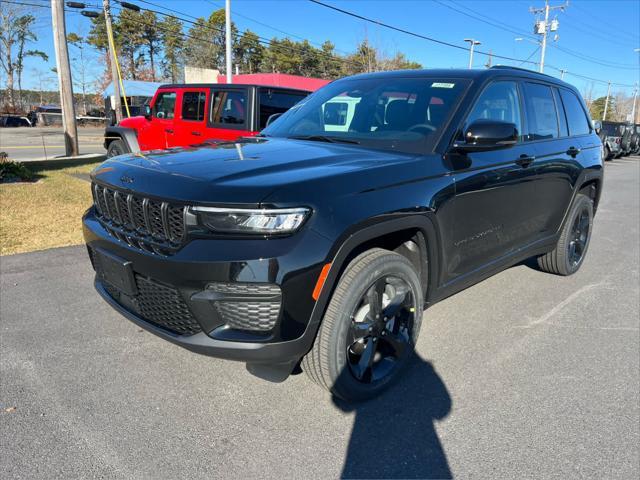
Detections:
[560, 89, 591, 136]
[465, 81, 523, 140]
[211, 90, 246, 125]
[259, 90, 306, 129]
[523, 83, 558, 141]
[152, 92, 176, 119]
[552, 88, 568, 137]
[182, 91, 207, 122]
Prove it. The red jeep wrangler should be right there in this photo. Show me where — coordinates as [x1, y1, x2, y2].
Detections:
[104, 83, 311, 157]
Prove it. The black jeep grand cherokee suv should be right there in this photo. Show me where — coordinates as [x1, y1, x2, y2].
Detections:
[84, 67, 603, 401]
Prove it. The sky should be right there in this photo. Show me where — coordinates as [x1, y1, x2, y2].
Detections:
[7, 0, 640, 99]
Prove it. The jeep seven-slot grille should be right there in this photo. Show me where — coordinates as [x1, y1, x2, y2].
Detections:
[92, 183, 186, 255]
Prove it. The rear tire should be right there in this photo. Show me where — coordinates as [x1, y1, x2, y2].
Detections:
[537, 193, 593, 276]
[107, 139, 127, 158]
[302, 248, 423, 401]
[604, 145, 612, 161]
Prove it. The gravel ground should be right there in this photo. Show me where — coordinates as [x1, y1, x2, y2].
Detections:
[1, 156, 639, 479]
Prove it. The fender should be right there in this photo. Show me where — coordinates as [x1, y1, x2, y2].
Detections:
[104, 126, 140, 154]
[302, 213, 442, 341]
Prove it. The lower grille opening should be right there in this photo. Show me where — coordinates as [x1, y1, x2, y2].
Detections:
[95, 260, 202, 337]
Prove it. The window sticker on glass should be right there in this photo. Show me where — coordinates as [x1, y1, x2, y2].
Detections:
[431, 82, 455, 89]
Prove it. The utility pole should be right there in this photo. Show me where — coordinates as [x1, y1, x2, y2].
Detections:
[603, 81, 611, 121]
[631, 83, 638, 123]
[225, 0, 232, 83]
[464, 38, 481, 69]
[530, 0, 568, 73]
[51, 0, 78, 156]
[103, 0, 122, 124]
[560, 69, 566, 80]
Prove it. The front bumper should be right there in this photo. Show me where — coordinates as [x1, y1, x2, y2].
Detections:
[83, 208, 332, 368]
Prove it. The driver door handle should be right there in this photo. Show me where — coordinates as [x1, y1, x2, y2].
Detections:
[191, 131, 202, 136]
[567, 146, 581, 157]
[515, 154, 535, 167]
[165, 128, 174, 134]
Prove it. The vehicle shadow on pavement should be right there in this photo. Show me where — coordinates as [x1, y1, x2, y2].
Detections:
[333, 356, 452, 479]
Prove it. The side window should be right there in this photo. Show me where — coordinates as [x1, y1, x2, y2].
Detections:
[324, 102, 348, 126]
[559, 89, 591, 136]
[552, 88, 569, 137]
[258, 90, 306, 129]
[211, 90, 246, 126]
[152, 92, 176, 119]
[523, 83, 558, 141]
[181, 91, 206, 122]
[465, 81, 522, 140]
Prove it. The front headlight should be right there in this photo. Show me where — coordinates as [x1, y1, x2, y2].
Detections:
[190, 206, 310, 234]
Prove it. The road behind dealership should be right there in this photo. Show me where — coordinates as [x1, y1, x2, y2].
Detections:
[0, 127, 106, 162]
[1, 157, 639, 479]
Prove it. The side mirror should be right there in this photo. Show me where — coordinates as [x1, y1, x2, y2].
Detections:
[144, 104, 152, 120]
[265, 112, 282, 127]
[592, 120, 602, 134]
[453, 120, 518, 152]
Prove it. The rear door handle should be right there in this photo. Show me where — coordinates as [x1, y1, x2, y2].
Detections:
[165, 128, 174, 134]
[191, 131, 202, 136]
[515, 154, 535, 167]
[567, 146, 581, 157]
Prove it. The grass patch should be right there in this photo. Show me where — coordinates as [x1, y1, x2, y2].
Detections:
[0, 159, 102, 255]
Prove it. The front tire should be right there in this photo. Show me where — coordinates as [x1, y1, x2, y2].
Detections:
[537, 193, 594, 276]
[107, 139, 127, 158]
[302, 248, 423, 401]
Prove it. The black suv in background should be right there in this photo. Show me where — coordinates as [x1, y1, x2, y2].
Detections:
[84, 67, 602, 401]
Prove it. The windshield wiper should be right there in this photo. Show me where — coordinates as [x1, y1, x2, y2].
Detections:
[287, 134, 360, 145]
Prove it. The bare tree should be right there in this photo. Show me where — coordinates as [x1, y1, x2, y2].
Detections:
[0, 5, 47, 111]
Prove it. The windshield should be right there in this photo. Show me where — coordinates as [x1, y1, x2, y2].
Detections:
[261, 76, 469, 154]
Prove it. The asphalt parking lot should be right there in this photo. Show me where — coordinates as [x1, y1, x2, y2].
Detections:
[0, 127, 106, 162]
[1, 157, 639, 479]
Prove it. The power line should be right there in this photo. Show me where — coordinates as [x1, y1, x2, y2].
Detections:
[433, 0, 537, 41]
[109, 1, 365, 71]
[308, 0, 539, 66]
[204, 0, 353, 57]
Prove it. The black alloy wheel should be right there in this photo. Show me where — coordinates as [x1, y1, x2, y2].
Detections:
[346, 275, 416, 384]
[568, 207, 590, 268]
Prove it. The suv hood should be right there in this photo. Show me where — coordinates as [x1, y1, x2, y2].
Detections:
[92, 138, 425, 205]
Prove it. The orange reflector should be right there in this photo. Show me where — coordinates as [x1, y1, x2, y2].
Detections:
[312, 263, 332, 301]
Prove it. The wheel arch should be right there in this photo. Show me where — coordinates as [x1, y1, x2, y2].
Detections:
[307, 214, 442, 334]
[104, 126, 140, 154]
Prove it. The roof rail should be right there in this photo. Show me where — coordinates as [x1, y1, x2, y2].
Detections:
[490, 65, 558, 79]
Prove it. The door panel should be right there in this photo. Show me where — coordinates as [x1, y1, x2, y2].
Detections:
[176, 89, 208, 146]
[205, 88, 253, 142]
[445, 80, 540, 280]
[149, 90, 177, 149]
[448, 147, 539, 280]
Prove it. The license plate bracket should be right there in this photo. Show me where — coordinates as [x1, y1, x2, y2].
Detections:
[94, 248, 138, 296]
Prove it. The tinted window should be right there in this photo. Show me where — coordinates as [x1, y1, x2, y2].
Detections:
[153, 92, 176, 119]
[181, 91, 206, 121]
[466, 81, 522, 140]
[262, 77, 469, 155]
[211, 90, 246, 125]
[560, 89, 590, 136]
[552, 88, 568, 137]
[259, 90, 306, 129]
[523, 83, 558, 141]
[324, 102, 348, 126]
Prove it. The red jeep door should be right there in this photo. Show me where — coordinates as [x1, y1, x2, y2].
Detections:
[205, 87, 253, 142]
[148, 89, 178, 149]
[175, 89, 208, 146]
